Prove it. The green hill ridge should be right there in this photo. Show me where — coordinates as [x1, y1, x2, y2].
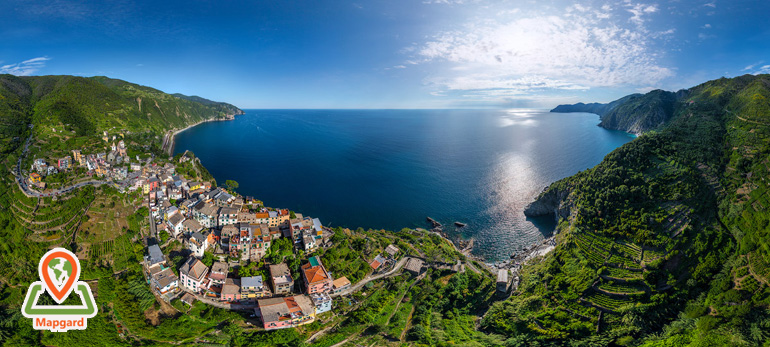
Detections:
[487, 74, 770, 346]
[1, 73, 770, 346]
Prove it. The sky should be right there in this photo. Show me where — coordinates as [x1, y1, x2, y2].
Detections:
[1, 0, 769, 109]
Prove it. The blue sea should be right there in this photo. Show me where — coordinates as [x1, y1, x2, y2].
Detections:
[173, 109, 633, 261]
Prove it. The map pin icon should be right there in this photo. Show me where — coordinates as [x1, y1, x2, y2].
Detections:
[38, 248, 81, 304]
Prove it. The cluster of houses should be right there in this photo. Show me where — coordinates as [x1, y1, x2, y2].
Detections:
[28, 132, 133, 188]
[135, 157, 419, 331]
[144, 163, 327, 260]
[145, 244, 353, 330]
[137, 160, 362, 330]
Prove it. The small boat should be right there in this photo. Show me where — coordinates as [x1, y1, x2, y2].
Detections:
[454, 222, 466, 227]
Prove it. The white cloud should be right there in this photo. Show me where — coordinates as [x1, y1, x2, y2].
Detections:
[753, 65, 770, 75]
[702, 23, 711, 29]
[627, 3, 658, 26]
[743, 62, 763, 71]
[393, 65, 406, 69]
[416, 7, 672, 99]
[0, 56, 50, 76]
[422, 0, 476, 4]
[704, 2, 716, 8]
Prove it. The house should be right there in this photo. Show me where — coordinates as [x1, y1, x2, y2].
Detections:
[182, 219, 203, 234]
[369, 254, 385, 271]
[221, 278, 241, 302]
[300, 256, 332, 294]
[33, 158, 47, 173]
[237, 212, 257, 224]
[312, 218, 323, 236]
[166, 213, 185, 237]
[47, 166, 58, 176]
[369, 254, 387, 271]
[72, 150, 84, 165]
[188, 181, 201, 191]
[241, 276, 271, 300]
[148, 177, 160, 191]
[218, 207, 239, 227]
[193, 202, 219, 228]
[269, 263, 294, 295]
[130, 162, 141, 171]
[146, 244, 166, 268]
[310, 293, 332, 314]
[385, 244, 400, 257]
[257, 295, 316, 330]
[180, 293, 196, 306]
[57, 156, 71, 170]
[404, 258, 424, 275]
[302, 232, 317, 253]
[29, 173, 41, 183]
[497, 269, 510, 293]
[179, 257, 209, 293]
[150, 267, 178, 295]
[331, 277, 351, 294]
[256, 209, 290, 227]
[189, 231, 208, 258]
[209, 261, 229, 285]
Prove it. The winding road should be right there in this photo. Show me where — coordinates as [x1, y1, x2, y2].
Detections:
[330, 257, 410, 298]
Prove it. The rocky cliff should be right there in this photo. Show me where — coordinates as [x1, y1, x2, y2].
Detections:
[552, 90, 682, 135]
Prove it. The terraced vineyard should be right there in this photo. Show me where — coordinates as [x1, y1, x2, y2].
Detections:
[7, 184, 94, 243]
[583, 292, 632, 312]
[596, 280, 648, 295]
[603, 266, 643, 280]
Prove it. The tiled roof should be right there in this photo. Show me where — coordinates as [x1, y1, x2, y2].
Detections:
[302, 257, 330, 285]
[211, 261, 229, 274]
[180, 257, 208, 280]
[332, 277, 351, 289]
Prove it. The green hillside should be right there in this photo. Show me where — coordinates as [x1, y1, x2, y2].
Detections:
[2, 73, 770, 346]
[486, 74, 770, 346]
[0, 74, 242, 153]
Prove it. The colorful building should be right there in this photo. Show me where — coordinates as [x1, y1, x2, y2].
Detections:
[301, 256, 332, 294]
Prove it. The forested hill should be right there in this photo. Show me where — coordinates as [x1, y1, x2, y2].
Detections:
[0, 74, 243, 154]
[483, 74, 770, 345]
[552, 90, 682, 135]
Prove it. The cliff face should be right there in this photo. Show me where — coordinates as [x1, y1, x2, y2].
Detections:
[523, 188, 572, 222]
[551, 90, 680, 135]
[523, 177, 577, 223]
[597, 90, 678, 135]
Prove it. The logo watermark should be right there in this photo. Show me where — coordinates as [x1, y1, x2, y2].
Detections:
[21, 248, 97, 332]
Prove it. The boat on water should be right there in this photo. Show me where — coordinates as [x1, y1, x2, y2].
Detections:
[454, 222, 466, 227]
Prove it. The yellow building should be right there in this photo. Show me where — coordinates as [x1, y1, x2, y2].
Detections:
[29, 173, 41, 183]
[71, 150, 82, 165]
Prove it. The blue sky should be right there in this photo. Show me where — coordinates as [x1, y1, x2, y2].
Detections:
[1, 0, 768, 109]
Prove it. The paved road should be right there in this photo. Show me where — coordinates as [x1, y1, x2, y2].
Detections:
[330, 257, 409, 298]
[16, 177, 106, 198]
[13, 127, 108, 197]
[179, 286, 257, 312]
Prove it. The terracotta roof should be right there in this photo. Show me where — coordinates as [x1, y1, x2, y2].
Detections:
[301, 257, 330, 285]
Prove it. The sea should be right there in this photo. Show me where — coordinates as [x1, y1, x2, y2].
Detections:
[173, 109, 634, 261]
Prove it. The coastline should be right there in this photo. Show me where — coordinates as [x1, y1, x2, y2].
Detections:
[163, 114, 238, 155]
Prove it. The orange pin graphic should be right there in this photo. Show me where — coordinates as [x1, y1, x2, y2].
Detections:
[38, 248, 80, 304]
[22, 247, 97, 332]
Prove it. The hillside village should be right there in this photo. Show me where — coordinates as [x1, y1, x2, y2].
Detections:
[20, 131, 428, 331]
